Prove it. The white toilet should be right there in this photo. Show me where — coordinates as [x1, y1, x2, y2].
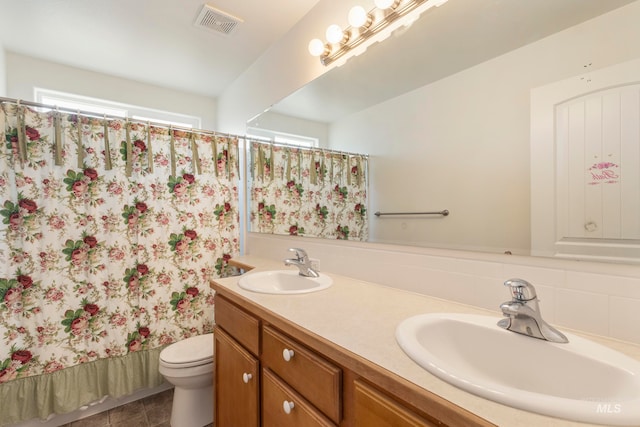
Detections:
[159, 333, 214, 427]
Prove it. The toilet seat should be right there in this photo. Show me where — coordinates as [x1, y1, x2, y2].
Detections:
[159, 333, 214, 368]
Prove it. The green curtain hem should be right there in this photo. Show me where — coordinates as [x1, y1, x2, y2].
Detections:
[0, 347, 167, 426]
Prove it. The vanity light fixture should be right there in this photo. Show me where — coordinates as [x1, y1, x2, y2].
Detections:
[309, 0, 449, 66]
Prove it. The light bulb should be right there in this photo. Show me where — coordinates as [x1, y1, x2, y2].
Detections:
[308, 39, 326, 57]
[374, 0, 397, 9]
[348, 6, 369, 27]
[325, 24, 344, 44]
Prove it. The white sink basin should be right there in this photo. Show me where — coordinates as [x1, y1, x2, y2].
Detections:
[238, 270, 332, 294]
[396, 313, 640, 426]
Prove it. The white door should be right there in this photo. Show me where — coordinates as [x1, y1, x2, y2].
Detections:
[556, 84, 640, 240]
[531, 58, 640, 263]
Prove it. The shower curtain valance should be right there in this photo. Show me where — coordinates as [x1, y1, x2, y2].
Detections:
[0, 97, 242, 179]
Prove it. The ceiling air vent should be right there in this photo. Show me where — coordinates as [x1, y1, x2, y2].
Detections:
[194, 4, 243, 36]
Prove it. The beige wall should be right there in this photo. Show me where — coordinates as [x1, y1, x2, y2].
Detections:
[6, 53, 217, 130]
[0, 46, 6, 97]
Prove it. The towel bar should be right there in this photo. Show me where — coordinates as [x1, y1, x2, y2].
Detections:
[374, 210, 449, 217]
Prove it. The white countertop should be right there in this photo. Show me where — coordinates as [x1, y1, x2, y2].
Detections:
[213, 256, 640, 427]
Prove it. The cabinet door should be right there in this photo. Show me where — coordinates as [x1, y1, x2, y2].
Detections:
[354, 380, 439, 427]
[215, 328, 260, 427]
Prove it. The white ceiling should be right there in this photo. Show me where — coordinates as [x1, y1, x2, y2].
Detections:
[0, 0, 320, 97]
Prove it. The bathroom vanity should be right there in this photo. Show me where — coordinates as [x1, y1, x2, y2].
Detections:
[211, 285, 490, 426]
[210, 257, 640, 426]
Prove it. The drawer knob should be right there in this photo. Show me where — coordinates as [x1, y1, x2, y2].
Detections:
[242, 373, 253, 384]
[282, 348, 295, 362]
[283, 400, 295, 414]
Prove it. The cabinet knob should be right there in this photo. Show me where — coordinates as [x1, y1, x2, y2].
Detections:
[283, 400, 295, 414]
[282, 348, 295, 362]
[242, 373, 253, 384]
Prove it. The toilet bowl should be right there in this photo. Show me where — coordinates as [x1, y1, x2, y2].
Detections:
[159, 333, 214, 427]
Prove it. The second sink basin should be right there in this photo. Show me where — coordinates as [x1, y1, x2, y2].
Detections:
[238, 269, 332, 294]
[396, 313, 640, 426]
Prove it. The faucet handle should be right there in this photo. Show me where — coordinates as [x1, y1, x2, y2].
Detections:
[504, 278, 537, 301]
[288, 248, 308, 261]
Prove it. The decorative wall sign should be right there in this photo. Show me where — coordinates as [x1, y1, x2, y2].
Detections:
[587, 161, 619, 185]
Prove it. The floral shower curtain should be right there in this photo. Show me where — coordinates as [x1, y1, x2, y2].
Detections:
[249, 141, 368, 240]
[0, 102, 240, 425]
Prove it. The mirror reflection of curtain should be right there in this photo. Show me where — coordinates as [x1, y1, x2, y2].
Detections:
[0, 102, 240, 423]
[249, 141, 368, 241]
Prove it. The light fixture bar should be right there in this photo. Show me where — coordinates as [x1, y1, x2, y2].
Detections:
[316, 0, 443, 66]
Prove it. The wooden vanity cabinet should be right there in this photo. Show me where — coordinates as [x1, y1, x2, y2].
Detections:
[214, 294, 261, 427]
[354, 379, 440, 427]
[214, 294, 339, 427]
[212, 289, 495, 427]
[215, 329, 259, 427]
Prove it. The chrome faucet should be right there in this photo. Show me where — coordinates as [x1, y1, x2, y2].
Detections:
[498, 278, 568, 343]
[284, 248, 319, 278]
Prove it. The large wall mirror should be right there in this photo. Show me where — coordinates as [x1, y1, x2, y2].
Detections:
[247, 0, 640, 264]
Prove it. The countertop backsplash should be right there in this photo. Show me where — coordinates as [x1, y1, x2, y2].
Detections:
[246, 233, 640, 346]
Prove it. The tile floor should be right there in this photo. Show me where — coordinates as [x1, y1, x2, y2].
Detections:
[59, 389, 214, 427]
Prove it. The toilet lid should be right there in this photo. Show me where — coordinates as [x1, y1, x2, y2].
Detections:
[160, 333, 214, 366]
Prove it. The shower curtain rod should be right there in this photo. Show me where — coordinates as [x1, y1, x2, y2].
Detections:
[247, 137, 369, 159]
[0, 96, 244, 139]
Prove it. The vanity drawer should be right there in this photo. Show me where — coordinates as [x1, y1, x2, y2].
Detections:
[262, 325, 341, 424]
[214, 295, 260, 356]
[262, 368, 336, 427]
